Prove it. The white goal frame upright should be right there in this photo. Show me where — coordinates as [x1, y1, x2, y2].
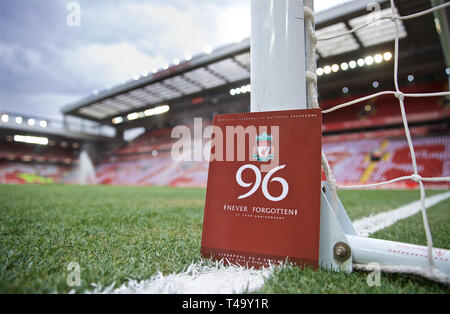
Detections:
[250, 0, 450, 284]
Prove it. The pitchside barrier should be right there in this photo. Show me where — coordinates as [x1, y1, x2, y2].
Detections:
[201, 0, 450, 284]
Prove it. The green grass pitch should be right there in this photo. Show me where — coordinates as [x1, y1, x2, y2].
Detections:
[0, 184, 448, 293]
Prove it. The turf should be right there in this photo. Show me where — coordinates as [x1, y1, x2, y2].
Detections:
[259, 193, 450, 294]
[0, 184, 448, 293]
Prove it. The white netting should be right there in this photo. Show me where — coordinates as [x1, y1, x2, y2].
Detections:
[304, 0, 450, 283]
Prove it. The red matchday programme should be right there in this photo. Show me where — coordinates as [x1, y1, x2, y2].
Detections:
[201, 108, 322, 269]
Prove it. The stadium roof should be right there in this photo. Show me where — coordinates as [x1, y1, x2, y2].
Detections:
[0, 111, 116, 143]
[62, 0, 449, 129]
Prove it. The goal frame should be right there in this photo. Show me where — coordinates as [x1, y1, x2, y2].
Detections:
[250, 0, 450, 282]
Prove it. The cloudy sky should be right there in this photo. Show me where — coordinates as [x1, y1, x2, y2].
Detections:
[0, 0, 352, 121]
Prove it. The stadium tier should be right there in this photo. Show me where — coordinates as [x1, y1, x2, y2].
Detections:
[4, 130, 448, 188]
[0, 141, 76, 164]
[322, 134, 450, 188]
[89, 132, 450, 189]
[1, 0, 448, 191]
[322, 82, 449, 132]
[0, 161, 71, 184]
[1, 80, 449, 188]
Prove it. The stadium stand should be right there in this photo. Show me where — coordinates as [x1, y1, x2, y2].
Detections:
[0, 161, 71, 184]
[322, 134, 449, 188]
[2, 0, 449, 191]
[96, 152, 208, 187]
[0, 141, 76, 164]
[322, 82, 449, 132]
[82, 78, 448, 189]
[0, 135, 80, 184]
[2, 83, 448, 188]
[96, 122, 209, 186]
[90, 129, 450, 188]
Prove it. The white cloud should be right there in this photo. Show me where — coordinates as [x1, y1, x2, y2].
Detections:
[2, 0, 351, 119]
[81, 1, 250, 63]
[1, 43, 42, 74]
[63, 42, 166, 87]
[57, 1, 251, 90]
[217, 6, 250, 44]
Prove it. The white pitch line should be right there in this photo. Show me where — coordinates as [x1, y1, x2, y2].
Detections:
[87, 261, 272, 294]
[352, 191, 450, 237]
[86, 191, 450, 294]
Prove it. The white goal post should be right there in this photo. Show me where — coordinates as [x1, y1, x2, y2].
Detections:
[250, 0, 450, 284]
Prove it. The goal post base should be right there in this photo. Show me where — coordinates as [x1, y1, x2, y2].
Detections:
[347, 235, 450, 278]
[319, 181, 354, 273]
[319, 181, 450, 280]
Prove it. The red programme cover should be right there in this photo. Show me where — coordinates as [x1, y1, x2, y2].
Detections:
[201, 108, 322, 269]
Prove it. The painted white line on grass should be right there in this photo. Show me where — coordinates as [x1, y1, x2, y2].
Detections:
[86, 191, 450, 294]
[87, 262, 272, 294]
[352, 191, 450, 237]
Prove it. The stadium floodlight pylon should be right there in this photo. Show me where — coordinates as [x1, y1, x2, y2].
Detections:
[250, 0, 449, 283]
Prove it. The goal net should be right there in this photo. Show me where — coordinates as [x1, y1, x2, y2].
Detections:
[304, 0, 450, 284]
